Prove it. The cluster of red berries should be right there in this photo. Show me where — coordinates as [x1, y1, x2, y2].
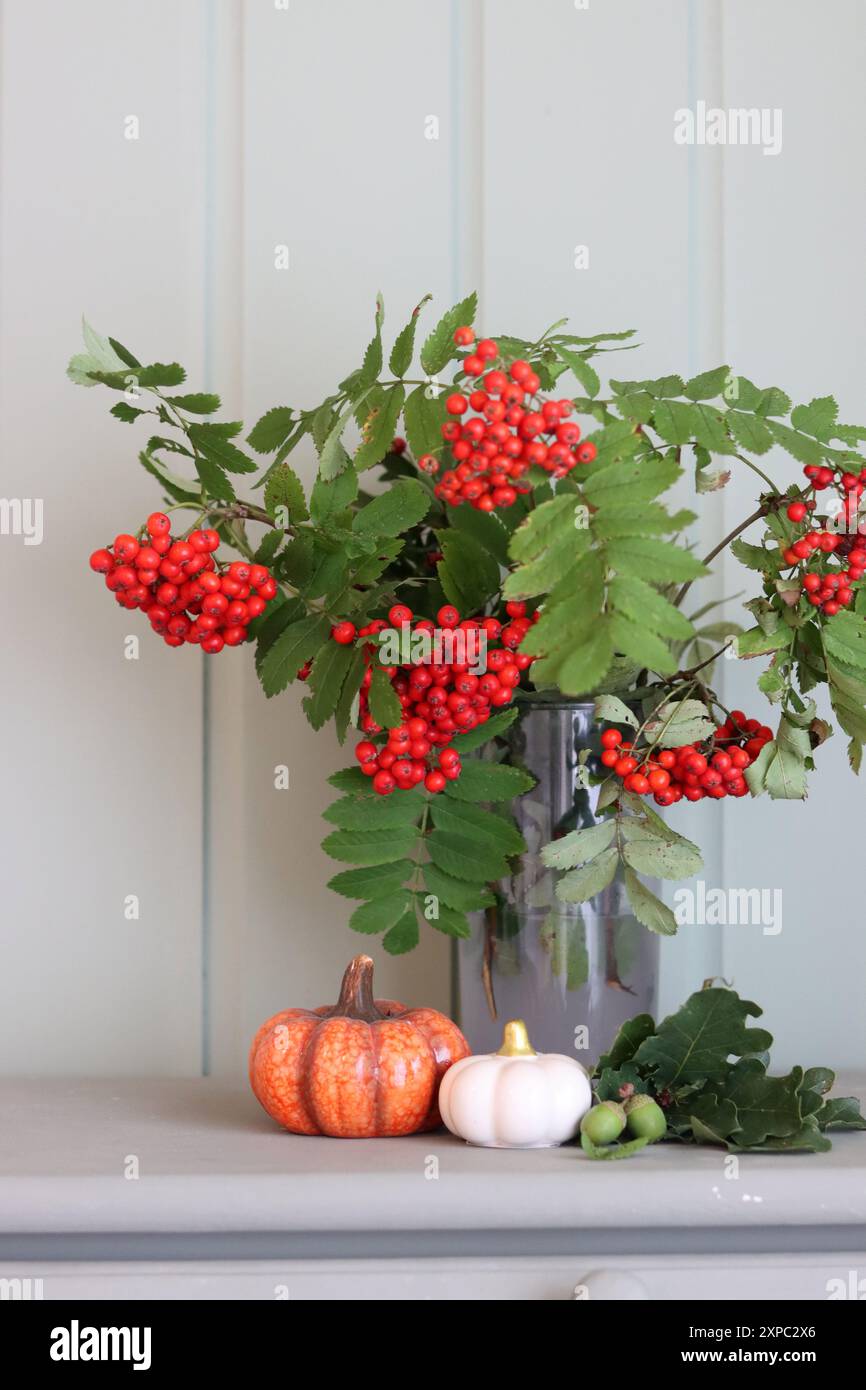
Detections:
[89, 513, 278, 652]
[419, 327, 596, 512]
[331, 601, 537, 795]
[782, 463, 866, 615]
[600, 711, 774, 806]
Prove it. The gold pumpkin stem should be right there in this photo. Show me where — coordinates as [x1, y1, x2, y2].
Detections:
[497, 1019, 537, 1057]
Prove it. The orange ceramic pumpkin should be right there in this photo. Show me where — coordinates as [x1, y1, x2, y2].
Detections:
[249, 954, 471, 1137]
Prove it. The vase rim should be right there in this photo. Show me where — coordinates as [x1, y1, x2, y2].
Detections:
[516, 693, 603, 710]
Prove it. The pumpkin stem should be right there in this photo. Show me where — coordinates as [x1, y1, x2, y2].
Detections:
[333, 954, 381, 1021]
[497, 1019, 537, 1057]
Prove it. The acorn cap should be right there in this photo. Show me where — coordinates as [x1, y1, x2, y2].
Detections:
[624, 1093, 654, 1113]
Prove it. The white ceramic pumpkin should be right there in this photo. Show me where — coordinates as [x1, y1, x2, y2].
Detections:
[438, 1018, 592, 1149]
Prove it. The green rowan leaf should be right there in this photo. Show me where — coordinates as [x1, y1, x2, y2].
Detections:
[437, 529, 501, 613]
[553, 344, 600, 397]
[623, 868, 678, 935]
[444, 759, 534, 803]
[422, 863, 494, 912]
[367, 663, 403, 729]
[247, 406, 295, 453]
[354, 384, 405, 471]
[322, 827, 417, 866]
[556, 847, 618, 903]
[264, 462, 308, 521]
[328, 860, 414, 900]
[350, 891, 414, 935]
[353, 478, 429, 536]
[426, 830, 508, 882]
[540, 820, 616, 870]
[258, 615, 330, 698]
[608, 576, 694, 640]
[684, 366, 731, 400]
[420, 292, 478, 375]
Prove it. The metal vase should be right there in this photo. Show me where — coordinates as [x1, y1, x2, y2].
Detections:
[454, 698, 659, 1063]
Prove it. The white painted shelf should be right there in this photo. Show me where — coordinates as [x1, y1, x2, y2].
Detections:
[1, 1077, 864, 1254]
[2, 1078, 864, 1298]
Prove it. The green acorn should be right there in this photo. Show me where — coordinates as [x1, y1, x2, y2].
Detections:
[624, 1093, 667, 1143]
[580, 1100, 626, 1147]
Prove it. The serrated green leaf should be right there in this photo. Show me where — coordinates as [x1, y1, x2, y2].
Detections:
[388, 295, 431, 377]
[420, 292, 478, 375]
[449, 504, 511, 566]
[304, 638, 357, 730]
[430, 798, 526, 854]
[509, 493, 578, 563]
[553, 617, 615, 695]
[726, 409, 774, 455]
[766, 419, 823, 465]
[444, 759, 535, 803]
[354, 384, 405, 472]
[353, 478, 429, 537]
[608, 612, 677, 676]
[745, 714, 808, 800]
[328, 860, 414, 900]
[583, 453, 681, 505]
[247, 406, 295, 452]
[324, 791, 423, 831]
[134, 362, 186, 388]
[503, 527, 589, 600]
[402, 383, 447, 458]
[421, 863, 494, 911]
[608, 576, 694, 641]
[437, 529, 501, 614]
[322, 827, 418, 866]
[253, 528, 285, 567]
[552, 344, 600, 397]
[622, 867, 678, 935]
[258, 615, 330, 697]
[620, 826, 702, 880]
[684, 366, 731, 401]
[163, 392, 220, 414]
[736, 624, 791, 657]
[189, 423, 257, 474]
[350, 891, 414, 935]
[334, 643, 367, 744]
[263, 462, 308, 522]
[755, 386, 792, 417]
[651, 399, 700, 446]
[383, 908, 420, 954]
[642, 698, 716, 747]
[556, 847, 618, 903]
[729, 536, 781, 573]
[138, 450, 200, 502]
[425, 902, 473, 939]
[606, 537, 708, 584]
[316, 400, 357, 480]
[426, 830, 508, 882]
[194, 453, 236, 501]
[450, 707, 520, 753]
[367, 664, 402, 730]
[540, 820, 616, 870]
[791, 395, 837, 439]
[310, 467, 358, 524]
[110, 401, 147, 423]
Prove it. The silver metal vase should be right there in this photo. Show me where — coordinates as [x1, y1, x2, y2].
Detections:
[454, 697, 659, 1064]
